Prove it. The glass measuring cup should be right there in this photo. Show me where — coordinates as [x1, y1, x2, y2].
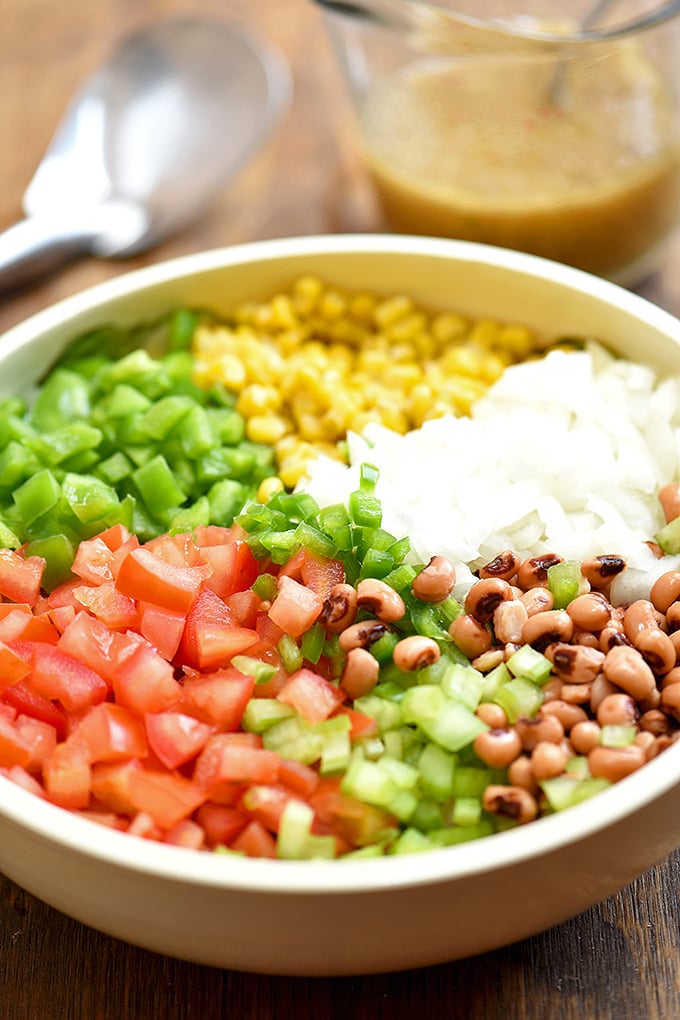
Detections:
[316, 0, 680, 284]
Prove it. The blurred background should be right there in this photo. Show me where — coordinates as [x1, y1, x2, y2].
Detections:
[0, 0, 380, 332]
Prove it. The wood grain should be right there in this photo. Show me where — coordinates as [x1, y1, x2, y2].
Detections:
[3, 1, 680, 1015]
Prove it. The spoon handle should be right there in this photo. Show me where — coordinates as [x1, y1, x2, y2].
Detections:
[0, 216, 95, 293]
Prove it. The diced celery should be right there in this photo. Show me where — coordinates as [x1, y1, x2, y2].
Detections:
[547, 559, 584, 609]
[400, 684, 447, 725]
[453, 767, 494, 799]
[428, 821, 495, 846]
[599, 724, 637, 748]
[261, 715, 321, 765]
[277, 800, 336, 860]
[388, 789, 419, 822]
[317, 716, 352, 776]
[232, 656, 276, 685]
[479, 662, 512, 702]
[368, 630, 400, 665]
[278, 634, 303, 674]
[655, 516, 680, 555]
[242, 698, 295, 734]
[409, 797, 444, 832]
[540, 776, 612, 812]
[379, 754, 420, 790]
[390, 828, 433, 855]
[439, 663, 485, 711]
[506, 645, 552, 685]
[341, 754, 397, 808]
[353, 694, 402, 733]
[452, 797, 483, 827]
[421, 700, 488, 753]
[493, 677, 544, 723]
[418, 743, 456, 801]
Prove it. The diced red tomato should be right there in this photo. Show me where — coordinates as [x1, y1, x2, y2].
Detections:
[47, 605, 77, 634]
[230, 819, 277, 858]
[0, 763, 47, 798]
[138, 603, 185, 661]
[46, 579, 85, 611]
[29, 644, 108, 712]
[0, 640, 31, 690]
[207, 736, 281, 785]
[280, 547, 345, 600]
[196, 802, 249, 847]
[164, 818, 205, 849]
[0, 715, 32, 768]
[96, 523, 134, 552]
[72, 583, 139, 630]
[75, 702, 148, 763]
[0, 603, 31, 620]
[112, 641, 181, 715]
[0, 609, 32, 644]
[127, 810, 164, 841]
[240, 784, 295, 834]
[58, 611, 135, 681]
[198, 540, 259, 599]
[309, 779, 395, 847]
[267, 575, 323, 639]
[277, 668, 346, 723]
[116, 546, 205, 613]
[71, 536, 115, 585]
[2, 681, 68, 740]
[91, 758, 142, 814]
[126, 768, 207, 829]
[178, 588, 258, 670]
[43, 738, 91, 809]
[16, 714, 57, 771]
[0, 549, 44, 605]
[331, 704, 379, 741]
[180, 668, 254, 729]
[145, 532, 202, 567]
[278, 759, 321, 798]
[145, 711, 214, 769]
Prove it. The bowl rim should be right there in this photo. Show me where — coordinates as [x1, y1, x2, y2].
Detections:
[2, 232, 680, 895]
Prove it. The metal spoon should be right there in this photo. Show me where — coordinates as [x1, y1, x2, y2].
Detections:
[0, 16, 291, 292]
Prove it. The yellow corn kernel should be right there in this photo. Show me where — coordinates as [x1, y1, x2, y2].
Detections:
[377, 405, 410, 433]
[211, 353, 248, 390]
[328, 319, 367, 346]
[409, 383, 436, 426]
[246, 415, 290, 444]
[292, 275, 324, 316]
[440, 375, 488, 415]
[319, 290, 347, 321]
[349, 293, 377, 324]
[388, 342, 417, 364]
[383, 364, 422, 392]
[467, 319, 502, 346]
[439, 345, 485, 379]
[497, 325, 536, 359]
[386, 312, 428, 343]
[373, 295, 413, 330]
[479, 352, 507, 383]
[431, 312, 468, 345]
[257, 476, 285, 503]
[239, 383, 282, 416]
[270, 294, 299, 331]
[412, 333, 436, 360]
[296, 413, 327, 442]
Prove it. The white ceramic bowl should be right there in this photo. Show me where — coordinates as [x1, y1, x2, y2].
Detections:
[3, 235, 680, 976]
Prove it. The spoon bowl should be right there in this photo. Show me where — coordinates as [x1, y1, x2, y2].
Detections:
[0, 16, 291, 289]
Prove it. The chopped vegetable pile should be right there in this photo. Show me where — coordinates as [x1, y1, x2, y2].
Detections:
[1, 281, 679, 861]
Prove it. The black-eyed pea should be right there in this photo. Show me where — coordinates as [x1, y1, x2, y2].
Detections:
[588, 744, 646, 781]
[493, 599, 528, 644]
[640, 708, 673, 736]
[603, 645, 657, 701]
[507, 755, 538, 794]
[551, 643, 604, 684]
[522, 610, 573, 651]
[660, 682, 680, 722]
[479, 550, 520, 582]
[599, 623, 631, 654]
[570, 720, 602, 754]
[639, 688, 661, 713]
[476, 702, 508, 729]
[449, 614, 492, 658]
[572, 629, 601, 649]
[411, 556, 457, 603]
[567, 592, 612, 632]
[321, 583, 358, 633]
[634, 731, 659, 761]
[356, 578, 405, 623]
[661, 666, 680, 689]
[581, 555, 627, 590]
[623, 600, 666, 642]
[596, 692, 639, 728]
[341, 648, 380, 700]
[517, 553, 563, 591]
[338, 619, 388, 652]
[590, 673, 620, 713]
[530, 741, 570, 781]
[539, 699, 588, 732]
[464, 578, 514, 624]
[658, 483, 680, 524]
[482, 784, 538, 824]
[650, 571, 680, 614]
[514, 714, 564, 751]
[560, 682, 593, 705]
[541, 676, 564, 702]
[392, 635, 440, 671]
[666, 603, 680, 632]
[634, 628, 676, 675]
[473, 728, 523, 768]
[668, 630, 680, 662]
[519, 587, 554, 617]
[471, 649, 505, 673]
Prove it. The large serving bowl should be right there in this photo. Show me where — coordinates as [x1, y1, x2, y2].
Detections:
[3, 235, 680, 976]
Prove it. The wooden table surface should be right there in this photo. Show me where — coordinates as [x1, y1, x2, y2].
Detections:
[2, 1, 680, 1016]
